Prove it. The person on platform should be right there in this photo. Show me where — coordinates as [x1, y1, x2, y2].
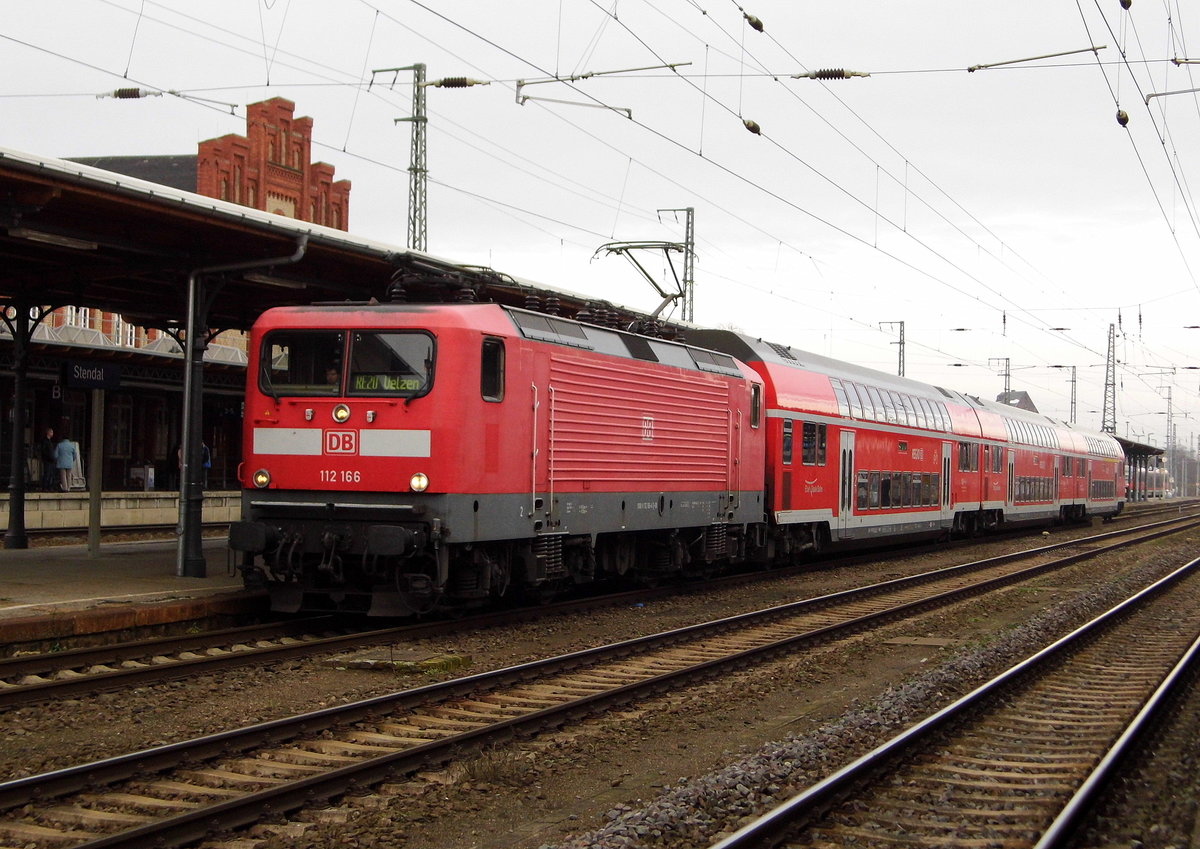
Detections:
[38, 427, 56, 490]
[177, 441, 213, 488]
[54, 434, 79, 492]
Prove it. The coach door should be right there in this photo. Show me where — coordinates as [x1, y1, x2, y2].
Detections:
[940, 442, 954, 525]
[1007, 450, 1016, 507]
[838, 430, 855, 539]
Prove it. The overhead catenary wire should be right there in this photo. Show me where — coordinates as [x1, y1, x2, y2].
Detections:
[3, 0, 1196, 429]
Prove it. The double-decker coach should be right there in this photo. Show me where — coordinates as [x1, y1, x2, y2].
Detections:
[688, 330, 1124, 552]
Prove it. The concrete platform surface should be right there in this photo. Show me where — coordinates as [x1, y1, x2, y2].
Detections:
[0, 538, 265, 644]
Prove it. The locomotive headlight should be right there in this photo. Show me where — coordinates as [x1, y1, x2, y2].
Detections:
[410, 472, 429, 492]
[252, 468, 271, 489]
[332, 403, 351, 423]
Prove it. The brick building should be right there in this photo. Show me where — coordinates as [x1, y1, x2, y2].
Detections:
[76, 96, 351, 230]
[7, 98, 351, 491]
[196, 97, 351, 229]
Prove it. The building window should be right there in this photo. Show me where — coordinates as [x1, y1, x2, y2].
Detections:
[106, 395, 133, 459]
[113, 316, 137, 347]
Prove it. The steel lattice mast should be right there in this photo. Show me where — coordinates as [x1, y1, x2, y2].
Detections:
[1102, 323, 1117, 434]
[404, 63, 428, 253]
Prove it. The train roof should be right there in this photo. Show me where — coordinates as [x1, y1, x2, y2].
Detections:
[252, 301, 762, 384]
[687, 329, 1123, 457]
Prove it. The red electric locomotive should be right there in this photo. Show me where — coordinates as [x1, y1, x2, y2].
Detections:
[229, 302, 766, 615]
[688, 330, 1125, 551]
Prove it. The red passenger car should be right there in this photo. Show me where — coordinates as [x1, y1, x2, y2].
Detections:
[689, 330, 1124, 550]
[230, 302, 765, 615]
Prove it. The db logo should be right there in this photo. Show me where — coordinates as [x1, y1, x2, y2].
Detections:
[641, 416, 655, 442]
[324, 430, 358, 454]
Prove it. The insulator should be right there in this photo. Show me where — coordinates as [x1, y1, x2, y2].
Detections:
[457, 285, 477, 302]
[437, 77, 471, 88]
[813, 68, 847, 80]
[544, 296, 560, 315]
[744, 13, 764, 32]
[386, 270, 408, 302]
[1116, 109, 1129, 127]
[113, 87, 145, 99]
[743, 118, 762, 135]
[1120, 0, 1131, 8]
[524, 294, 541, 311]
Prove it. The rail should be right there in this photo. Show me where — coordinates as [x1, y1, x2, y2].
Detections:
[0, 514, 1195, 847]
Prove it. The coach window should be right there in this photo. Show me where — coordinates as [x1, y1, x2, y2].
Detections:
[855, 383, 872, 419]
[857, 471, 869, 509]
[865, 386, 885, 423]
[782, 419, 793, 464]
[802, 422, 827, 465]
[843, 382, 862, 419]
[869, 472, 881, 508]
[919, 397, 936, 429]
[832, 379, 851, 418]
[879, 392, 897, 425]
[879, 473, 892, 508]
[481, 337, 505, 402]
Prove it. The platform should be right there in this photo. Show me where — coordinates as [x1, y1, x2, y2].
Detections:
[0, 537, 266, 645]
[0, 490, 241, 531]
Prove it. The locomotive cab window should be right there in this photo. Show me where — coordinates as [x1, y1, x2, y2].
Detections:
[260, 330, 346, 396]
[751, 383, 762, 428]
[347, 331, 434, 397]
[481, 337, 505, 402]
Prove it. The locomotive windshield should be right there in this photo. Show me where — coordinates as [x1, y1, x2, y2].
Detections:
[258, 329, 434, 398]
[260, 330, 346, 397]
[346, 331, 434, 397]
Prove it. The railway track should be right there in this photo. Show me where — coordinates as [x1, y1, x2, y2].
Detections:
[710, 553, 1200, 849]
[19, 498, 1193, 544]
[0, 513, 1195, 847]
[2, 511, 1196, 712]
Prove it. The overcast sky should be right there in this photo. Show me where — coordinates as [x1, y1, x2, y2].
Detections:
[3, 0, 1199, 448]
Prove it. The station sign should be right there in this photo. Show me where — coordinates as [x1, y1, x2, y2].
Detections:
[64, 359, 121, 390]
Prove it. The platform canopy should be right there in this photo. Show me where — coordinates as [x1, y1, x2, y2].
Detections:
[0, 145, 680, 566]
[0, 146, 663, 332]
